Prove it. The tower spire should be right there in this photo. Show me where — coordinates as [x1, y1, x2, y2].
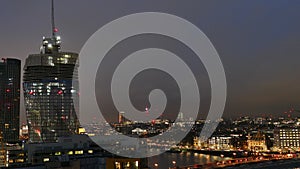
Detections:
[51, 0, 56, 37]
[40, 0, 61, 54]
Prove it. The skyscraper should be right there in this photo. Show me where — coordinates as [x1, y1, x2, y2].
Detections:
[23, 0, 79, 142]
[0, 58, 21, 143]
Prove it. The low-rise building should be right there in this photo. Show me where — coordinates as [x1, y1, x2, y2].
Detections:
[247, 131, 268, 152]
[194, 136, 232, 150]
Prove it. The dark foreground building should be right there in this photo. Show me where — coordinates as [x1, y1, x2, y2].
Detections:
[0, 58, 21, 143]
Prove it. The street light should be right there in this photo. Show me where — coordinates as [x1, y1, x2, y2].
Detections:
[154, 163, 158, 169]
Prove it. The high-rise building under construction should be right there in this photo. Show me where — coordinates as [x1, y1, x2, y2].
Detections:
[23, 0, 79, 142]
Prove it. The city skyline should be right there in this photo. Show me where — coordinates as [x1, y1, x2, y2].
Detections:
[2, 1, 300, 168]
[1, 1, 300, 123]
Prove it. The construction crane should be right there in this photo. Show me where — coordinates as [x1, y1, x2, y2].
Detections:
[283, 107, 300, 117]
[288, 107, 300, 113]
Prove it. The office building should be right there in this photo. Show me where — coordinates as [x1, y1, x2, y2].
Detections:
[0, 58, 21, 143]
[274, 128, 300, 150]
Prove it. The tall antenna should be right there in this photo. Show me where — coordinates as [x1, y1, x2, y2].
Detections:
[40, 0, 61, 54]
[51, 0, 56, 37]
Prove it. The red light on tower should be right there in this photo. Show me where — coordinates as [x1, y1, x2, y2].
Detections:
[54, 28, 58, 32]
[29, 91, 34, 95]
[6, 89, 10, 92]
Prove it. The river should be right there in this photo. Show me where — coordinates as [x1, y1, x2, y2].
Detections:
[148, 152, 230, 169]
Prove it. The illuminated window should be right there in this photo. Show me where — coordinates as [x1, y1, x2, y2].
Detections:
[135, 161, 139, 167]
[16, 159, 24, 163]
[125, 162, 130, 167]
[115, 162, 121, 169]
[75, 150, 83, 155]
[64, 54, 71, 58]
[43, 158, 50, 162]
[55, 152, 61, 156]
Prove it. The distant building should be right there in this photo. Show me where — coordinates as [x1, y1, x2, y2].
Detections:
[194, 136, 232, 150]
[118, 112, 126, 124]
[178, 112, 184, 121]
[208, 136, 232, 150]
[253, 117, 265, 125]
[0, 58, 21, 143]
[247, 131, 268, 152]
[274, 128, 300, 150]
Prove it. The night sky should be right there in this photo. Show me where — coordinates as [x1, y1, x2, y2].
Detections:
[1, 0, 300, 123]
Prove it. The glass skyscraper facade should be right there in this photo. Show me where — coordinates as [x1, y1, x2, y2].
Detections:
[0, 58, 21, 143]
[23, 35, 79, 143]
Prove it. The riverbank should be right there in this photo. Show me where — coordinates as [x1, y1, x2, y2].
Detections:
[173, 152, 298, 169]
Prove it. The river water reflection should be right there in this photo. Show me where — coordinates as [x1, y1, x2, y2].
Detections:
[148, 152, 231, 168]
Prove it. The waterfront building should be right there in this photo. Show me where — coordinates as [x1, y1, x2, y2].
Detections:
[274, 127, 300, 150]
[247, 131, 268, 152]
[193, 137, 209, 149]
[207, 136, 232, 150]
[0, 58, 21, 143]
[194, 136, 232, 150]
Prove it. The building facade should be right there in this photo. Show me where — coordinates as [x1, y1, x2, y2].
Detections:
[23, 34, 79, 142]
[247, 132, 268, 152]
[274, 128, 300, 150]
[194, 136, 232, 150]
[208, 136, 232, 150]
[0, 58, 21, 143]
